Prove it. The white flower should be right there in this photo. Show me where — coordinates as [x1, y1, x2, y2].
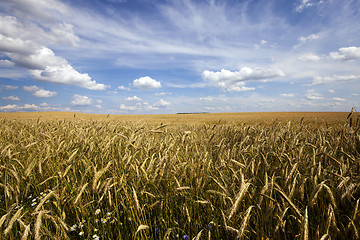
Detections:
[79, 231, 84, 236]
[95, 219, 99, 223]
[31, 202, 37, 207]
[94, 228, 98, 232]
[95, 209, 101, 215]
[70, 225, 77, 231]
[107, 212, 112, 216]
[92, 234, 100, 240]
[101, 218, 107, 224]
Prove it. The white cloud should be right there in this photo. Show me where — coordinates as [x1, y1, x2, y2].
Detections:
[299, 34, 320, 43]
[2, 96, 20, 101]
[202, 67, 284, 92]
[295, 0, 315, 12]
[0, 15, 79, 48]
[333, 97, 345, 101]
[133, 76, 161, 90]
[0, 15, 107, 90]
[298, 53, 321, 62]
[155, 92, 172, 96]
[280, 93, 295, 97]
[200, 96, 213, 101]
[33, 89, 57, 98]
[305, 89, 323, 100]
[0, 103, 70, 112]
[117, 85, 130, 90]
[328, 90, 335, 94]
[0, 0, 68, 23]
[23, 85, 57, 98]
[0, 59, 14, 66]
[119, 99, 170, 112]
[126, 96, 142, 101]
[154, 99, 170, 108]
[31, 64, 108, 90]
[120, 104, 137, 111]
[23, 85, 41, 92]
[329, 46, 360, 61]
[1, 85, 18, 90]
[312, 75, 360, 85]
[71, 94, 93, 106]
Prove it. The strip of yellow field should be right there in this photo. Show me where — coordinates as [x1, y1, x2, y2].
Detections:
[0, 111, 349, 125]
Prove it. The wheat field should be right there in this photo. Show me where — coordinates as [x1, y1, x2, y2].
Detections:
[0, 112, 359, 239]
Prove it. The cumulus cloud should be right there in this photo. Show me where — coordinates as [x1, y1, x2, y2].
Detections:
[298, 53, 321, 62]
[329, 47, 360, 61]
[202, 67, 284, 92]
[312, 75, 360, 85]
[2, 96, 20, 101]
[40, 102, 49, 107]
[133, 76, 161, 90]
[32, 89, 57, 98]
[126, 96, 142, 101]
[119, 99, 170, 112]
[305, 89, 323, 100]
[154, 99, 170, 108]
[0, 15, 79, 48]
[23, 85, 40, 92]
[23, 85, 57, 98]
[71, 95, 93, 106]
[280, 93, 295, 97]
[0, 15, 107, 90]
[0, 103, 70, 112]
[31, 64, 108, 90]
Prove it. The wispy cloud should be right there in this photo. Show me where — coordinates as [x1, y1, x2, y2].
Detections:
[202, 67, 284, 92]
[312, 75, 360, 85]
[305, 89, 323, 100]
[2, 96, 20, 101]
[0, 85, 18, 91]
[298, 53, 321, 62]
[280, 93, 295, 98]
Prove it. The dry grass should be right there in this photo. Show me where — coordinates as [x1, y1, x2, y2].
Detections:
[0, 111, 359, 239]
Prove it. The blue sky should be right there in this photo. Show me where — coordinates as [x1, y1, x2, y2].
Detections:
[0, 0, 359, 114]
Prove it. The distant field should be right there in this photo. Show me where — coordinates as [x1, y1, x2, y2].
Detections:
[0, 111, 359, 239]
[0, 111, 350, 125]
